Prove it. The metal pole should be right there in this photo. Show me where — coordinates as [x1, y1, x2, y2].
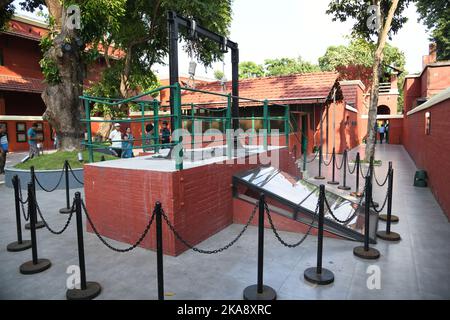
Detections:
[386, 168, 393, 234]
[302, 137, 307, 172]
[328, 147, 339, 185]
[263, 100, 268, 151]
[25, 166, 43, 229]
[19, 183, 51, 274]
[315, 145, 325, 180]
[231, 46, 239, 132]
[7, 176, 32, 252]
[338, 150, 351, 190]
[84, 99, 93, 163]
[155, 202, 164, 300]
[168, 11, 179, 131]
[60, 161, 71, 214]
[364, 175, 371, 252]
[257, 193, 265, 294]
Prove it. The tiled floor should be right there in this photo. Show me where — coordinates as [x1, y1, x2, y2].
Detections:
[0, 144, 449, 299]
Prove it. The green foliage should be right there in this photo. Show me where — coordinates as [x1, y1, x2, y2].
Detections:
[0, 2, 15, 31]
[39, 57, 61, 84]
[264, 57, 321, 76]
[416, 0, 450, 60]
[214, 70, 225, 80]
[239, 61, 265, 78]
[326, 0, 411, 40]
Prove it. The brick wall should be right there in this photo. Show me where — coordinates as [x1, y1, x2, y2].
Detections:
[84, 147, 295, 256]
[403, 99, 450, 219]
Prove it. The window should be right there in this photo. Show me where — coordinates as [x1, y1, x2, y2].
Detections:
[425, 112, 431, 135]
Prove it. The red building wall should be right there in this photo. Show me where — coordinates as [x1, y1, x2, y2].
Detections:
[403, 100, 450, 219]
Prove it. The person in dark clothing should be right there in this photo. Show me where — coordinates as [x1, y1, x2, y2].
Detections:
[378, 123, 386, 144]
[161, 121, 171, 148]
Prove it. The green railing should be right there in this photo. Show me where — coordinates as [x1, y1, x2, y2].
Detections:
[80, 83, 290, 170]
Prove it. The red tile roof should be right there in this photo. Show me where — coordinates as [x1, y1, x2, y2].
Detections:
[0, 75, 44, 93]
[177, 72, 340, 107]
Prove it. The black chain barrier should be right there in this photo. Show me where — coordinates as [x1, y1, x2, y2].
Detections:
[82, 200, 155, 253]
[324, 192, 363, 224]
[67, 162, 84, 185]
[347, 156, 358, 175]
[335, 152, 346, 170]
[35, 199, 75, 235]
[161, 202, 259, 254]
[17, 179, 30, 221]
[370, 173, 391, 214]
[322, 154, 333, 167]
[34, 165, 65, 192]
[264, 198, 318, 248]
[360, 164, 370, 179]
[373, 166, 390, 187]
[305, 150, 320, 164]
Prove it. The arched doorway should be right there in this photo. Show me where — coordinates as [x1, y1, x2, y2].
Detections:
[377, 105, 391, 115]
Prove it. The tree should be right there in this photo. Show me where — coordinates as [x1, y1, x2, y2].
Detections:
[239, 61, 265, 78]
[264, 57, 320, 76]
[213, 70, 225, 81]
[327, 0, 408, 160]
[319, 36, 406, 112]
[416, 0, 450, 60]
[8, 0, 233, 150]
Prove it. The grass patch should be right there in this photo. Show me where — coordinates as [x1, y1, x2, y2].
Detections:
[14, 150, 117, 170]
[349, 159, 382, 166]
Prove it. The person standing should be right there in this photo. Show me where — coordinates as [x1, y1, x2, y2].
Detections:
[378, 122, 386, 144]
[161, 121, 171, 148]
[27, 123, 39, 158]
[385, 120, 390, 144]
[143, 123, 154, 152]
[0, 123, 8, 174]
[121, 127, 134, 158]
[109, 123, 123, 157]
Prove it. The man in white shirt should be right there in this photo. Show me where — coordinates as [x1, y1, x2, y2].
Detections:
[109, 123, 123, 157]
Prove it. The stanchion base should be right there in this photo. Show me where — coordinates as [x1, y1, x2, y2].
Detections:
[25, 221, 45, 230]
[66, 282, 102, 300]
[350, 191, 363, 198]
[379, 214, 399, 223]
[20, 258, 51, 274]
[304, 267, 334, 285]
[314, 176, 325, 180]
[7, 240, 32, 252]
[376, 231, 401, 241]
[338, 185, 351, 190]
[327, 181, 340, 185]
[243, 285, 277, 301]
[59, 207, 72, 214]
[353, 246, 380, 260]
[362, 201, 379, 208]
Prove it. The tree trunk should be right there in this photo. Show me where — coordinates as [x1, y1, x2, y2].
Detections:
[41, 5, 84, 151]
[364, 0, 399, 161]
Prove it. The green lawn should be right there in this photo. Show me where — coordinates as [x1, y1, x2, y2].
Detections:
[14, 150, 117, 170]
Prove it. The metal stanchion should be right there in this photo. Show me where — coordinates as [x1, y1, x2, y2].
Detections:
[19, 183, 52, 274]
[338, 150, 351, 191]
[243, 193, 276, 300]
[7, 175, 32, 252]
[314, 145, 325, 180]
[304, 185, 334, 285]
[60, 161, 72, 214]
[155, 202, 165, 301]
[327, 147, 339, 185]
[353, 175, 380, 260]
[362, 157, 379, 208]
[376, 168, 401, 241]
[25, 166, 44, 229]
[350, 152, 363, 197]
[66, 192, 101, 300]
[379, 162, 399, 223]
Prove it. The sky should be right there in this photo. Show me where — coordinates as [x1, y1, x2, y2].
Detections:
[14, 0, 431, 80]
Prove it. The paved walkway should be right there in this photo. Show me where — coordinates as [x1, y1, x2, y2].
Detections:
[0, 144, 449, 299]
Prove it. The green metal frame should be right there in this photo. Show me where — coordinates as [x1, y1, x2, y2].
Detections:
[80, 83, 291, 170]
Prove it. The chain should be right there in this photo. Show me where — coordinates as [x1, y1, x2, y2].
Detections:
[305, 150, 320, 163]
[34, 165, 65, 192]
[264, 199, 318, 248]
[335, 153, 345, 170]
[35, 200, 75, 235]
[17, 179, 30, 221]
[324, 182, 366, 224]
[82, 200, 155, 253]
[322, 154, 333, 167]
[67, 162, 84, 185]
[370, 180, 390, 213]
[360, 164, 370, 179]
[373, 167, 390, 187]
[161, 202, 258, 254]
[347, 157, 357, 175]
